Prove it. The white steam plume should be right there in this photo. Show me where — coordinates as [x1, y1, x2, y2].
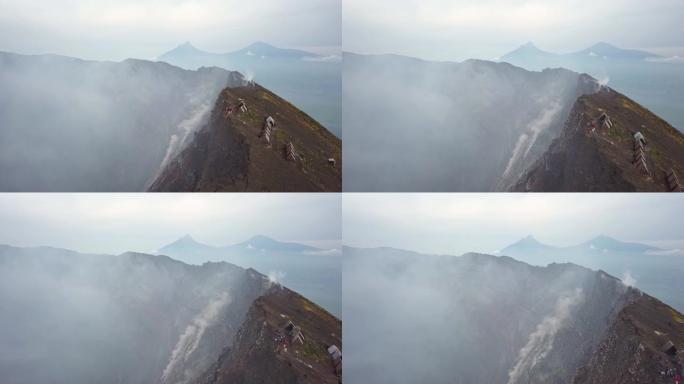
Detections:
[621, 271, 637, 287]
[507, 288, 584, 384]
[161, 292, 231, 383]
[502, 101, 562, 179]
[267, 270, 286, 288]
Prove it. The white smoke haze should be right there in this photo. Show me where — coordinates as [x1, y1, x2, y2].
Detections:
[0, 52, 243, 191]
[159, 134, 180, 173]
[621, 271, 637, 287]
[507, 288, 585, 384]
[501, 99, 562, 179]
[524, 101, 562, 158]
[343, 53, 597, 191]
[0, 246, 269, 384]
[267, 270, 286, 286]
[343, 246, 629, 384]
[161, 292, 232, 383]
[243, 68, 255, 82]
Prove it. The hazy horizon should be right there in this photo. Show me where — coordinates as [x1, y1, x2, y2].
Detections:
[343, 194, 684, 256]
[0, 0, 341, 62]
[343, 0, 684, 62]
[0, 194, 341, 255]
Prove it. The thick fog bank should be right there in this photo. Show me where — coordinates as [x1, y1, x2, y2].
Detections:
[343, 247, 634, 384]
[342, 53, 599, 191]
[0, 52, 245, 191]
[0, 245, 269, 384]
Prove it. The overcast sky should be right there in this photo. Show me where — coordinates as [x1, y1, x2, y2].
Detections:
[344, 194, 684, 256]
[344, 0, 684, 61]
[0, 194, 341, 255]
[0, 0, 340, 61]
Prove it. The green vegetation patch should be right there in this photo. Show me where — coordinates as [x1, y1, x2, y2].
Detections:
[301, 339, 324, 361]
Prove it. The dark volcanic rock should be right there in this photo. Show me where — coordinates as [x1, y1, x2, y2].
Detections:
[512, 87, 684, 191]
[192, 287, 342, 384]
[149, 84, 341, 192]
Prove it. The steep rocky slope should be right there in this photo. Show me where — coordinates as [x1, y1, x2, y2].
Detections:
[0, 245, 325, 384]
[148, 83, 341, 192]
[574, 294, 684, 383]
[344, 247, 684, 384]
[193, 286, 342, 384]
[512, 87, 684, 191]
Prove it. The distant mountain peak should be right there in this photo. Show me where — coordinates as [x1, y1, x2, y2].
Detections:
[245, 41, 275, 50]
[582, 234, 659, 252]
[590, 234, 615, 242]
[173, 41, 202, 52]
[243, 234, 277, 244]
[158, 41, 208, 60]
[590, 41, 617, 50]
[501, 42, 555, 60]
[517, 234, 546, 246]
[503, 41, 660, 62]
[515, 42, 544, 52]
[576, 42, 660, 59]
[179, 233, 197, 242]
[501, 234, 556, 255]
[156, 234, 213, 255]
